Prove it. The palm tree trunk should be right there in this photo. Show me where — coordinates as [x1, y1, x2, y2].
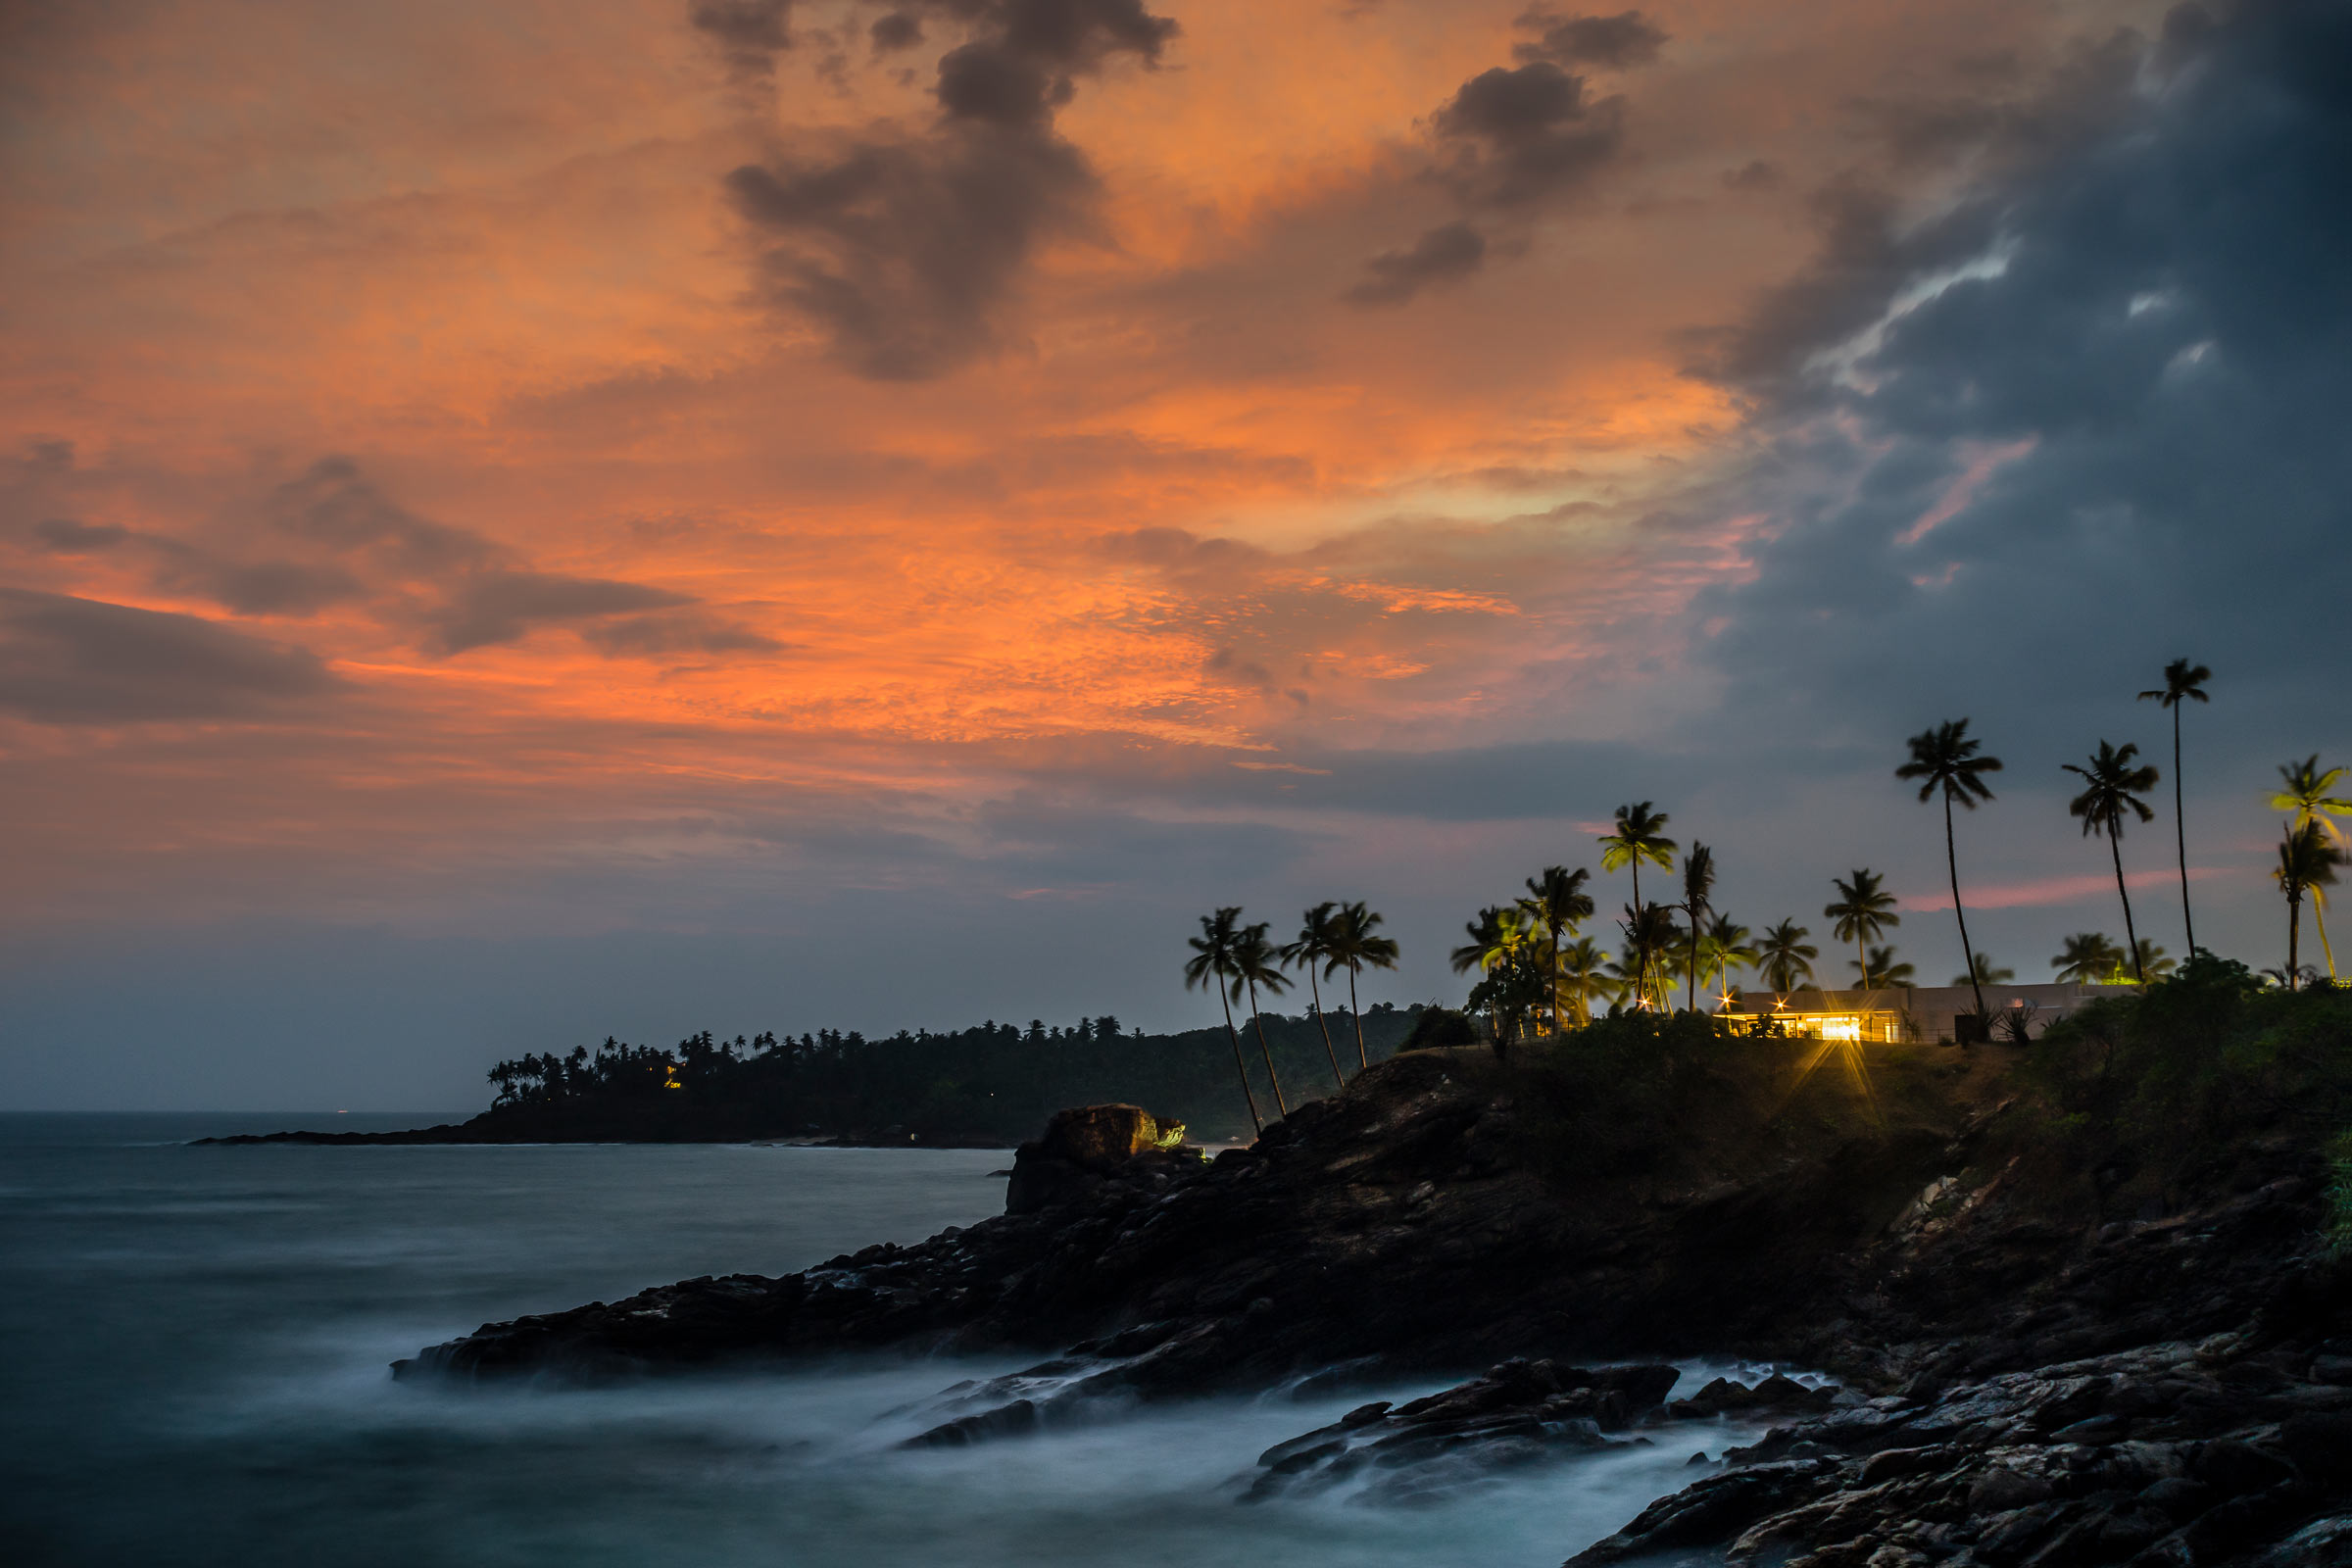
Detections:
[1247, 978, 1288, 1117]
[2110, 826, 2143, 984]
[1308, 967, 1345, 1089]
[1348, 963, 1369, 1071]
[2172, 705, 2196, 956]
[1686, 906, 1699, 1014]
[1946, 792, 1985, 1019]
[2313, 895, 2336, 980]
[1219, 985, 1261, 1135]
[2289, 894, 2303, 990]
[1549, 927, 1563, 1040]
[1628, 865, 1643, 1004]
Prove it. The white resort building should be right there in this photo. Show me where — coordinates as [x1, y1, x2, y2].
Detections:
[1715, 982, 2136, 1046]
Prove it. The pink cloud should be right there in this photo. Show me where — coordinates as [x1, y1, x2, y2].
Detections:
[1902, 864, 2232, 912]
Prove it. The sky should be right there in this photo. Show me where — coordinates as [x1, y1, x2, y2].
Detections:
[3, 0, 2347, 1109]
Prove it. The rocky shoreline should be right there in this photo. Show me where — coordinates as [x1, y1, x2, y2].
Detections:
[393, 1042, 2352, 1564]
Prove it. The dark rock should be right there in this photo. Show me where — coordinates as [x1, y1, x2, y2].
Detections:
[1004, 1104, 1197, 1216]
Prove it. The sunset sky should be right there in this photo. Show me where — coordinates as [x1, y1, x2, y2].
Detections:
[5, 0, 2347, 1108]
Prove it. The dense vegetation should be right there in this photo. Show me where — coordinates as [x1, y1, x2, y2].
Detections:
[480, 1005, 1429, 1144]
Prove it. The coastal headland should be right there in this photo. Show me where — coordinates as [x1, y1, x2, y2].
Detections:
[385, 970, 2352, 1565]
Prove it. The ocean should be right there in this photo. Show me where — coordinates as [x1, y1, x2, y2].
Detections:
[0, 1113, 1773, 1566]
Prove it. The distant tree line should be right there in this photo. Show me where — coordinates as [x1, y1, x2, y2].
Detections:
[482, 1005, 1429, 1144]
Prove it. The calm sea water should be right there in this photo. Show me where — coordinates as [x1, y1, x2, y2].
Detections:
[0, 1113, 1771, 1567]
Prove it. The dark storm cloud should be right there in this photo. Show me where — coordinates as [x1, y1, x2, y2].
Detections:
[1343, 220, 1488, 307]
[578, 612, 787, 658]
[1344, 22, 1638, 305]
[30, 517, 128, 553]
[422, 571, 695, 656]
[870, 11, 923, 52]
[1690, 0, 2352, 751]
[1511, 9, 1667, 71]
[263, 456, 495, 577]
[723, 0, 1178, 379]
[690, 0, 797, 74]
[0, 589, 341, 724]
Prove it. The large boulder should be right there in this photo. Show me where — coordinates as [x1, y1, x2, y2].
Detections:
[1004, 1104, 1196, 1215]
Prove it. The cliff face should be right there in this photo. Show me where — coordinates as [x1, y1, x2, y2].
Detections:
[395, 1022, 2352, 1563]
[395, 1044, 2015, 1390]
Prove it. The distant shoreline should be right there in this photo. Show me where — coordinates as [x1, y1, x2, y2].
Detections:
[193, 1120, 1015, 1149]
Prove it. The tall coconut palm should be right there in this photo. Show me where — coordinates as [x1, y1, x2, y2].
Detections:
[1554, 935, 1619, 1025]
[1233, 920, 1293, 1116]
[2271, 757, 2351, 980]
[2064, 740, 2161, 984]
[1825, 869, 1900, 992]
[1614, 901, 1683, 1010]
[2051, 932, 2128, 984]
[1854, 946, 1915, 989]
[1520, 865, 1595, 1039]
[1680, 842, 1716, 1014]
[1598, 803, 1676, 1002]
[1951, 954, 2015, 986]
[1184, 907, 1262, 1134]
[1328, 902, 1400, 1071]
[1757, 919, 1819, 994]
[2275, 822, 2344, 991]
[2138, 660, 2211, 954]
[1697, 914, 1757, 1000]
[1896, 718, 2003, 1018]
[1279, 902, 1349, 1090]
[1452, 905, 1533, 1052]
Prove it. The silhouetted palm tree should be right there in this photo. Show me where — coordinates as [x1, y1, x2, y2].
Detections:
[1598, 803, 1676, 1003]
[2064, 740, 2160, 983]
[1329, 902, 1400, 1071]
[1184, 907, 1262, 1135]
[1825, 869, 1900, 992]
[1614, 901, 1682, 1010]
[1951, 954, 2014, 986]
[1896, 718, 2003, 1017]
[2132, 939, 2177, 982]
[1854, 946, 1915, 989]
[2275, 822, 2344, 991]
[1452, 905, 1517, 1045]
[1280, 902, 1349, 1090]
[1555, 935, 1619, 1025]
[1234, 920, 1293, 1116]
[1680, 842, 1716, 1013]
[2271, 757, 2351, 981]
[1697, 914, 1757, 1000]
[2138, 660, 2211, 954]
[1757, 919, 1818, 994]
[1521, 865, 1594, 1039]
[2052, 932, 2128, 984]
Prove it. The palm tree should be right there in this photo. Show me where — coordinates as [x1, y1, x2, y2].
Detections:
[1233, 920, 1293, 1116]
[1614, 901, 1682, 1010]
[2138, 660, 2211, 954]
[1598, 803, 1676, 1002]
[2275, 821, 2344, 990]
[2064, 740, 2161, 983]
[1895, 718, 2003, 1017]
[1825, 869, 1900, 993]
[2271, 757, 2351, 980]
[1554, 935, 1619, 1025]
[2132, 938, 2177, 982]
[1280, 903, 1349, 1090]
[2051, 931, 2127, 984]
[1697, 914, 1757, 1000]
[1951, 954, 2015, 986]
[1328, 902, 1400, 1071]
[1452, 905, 1526, 1046]
[1184, 907, 1262, 1135]
[1756, 919, 1819, 994]
[1854, 945, 1915, 989]
[1520, 865, 1595, 1039]
[1680, 842, 1716, 1013]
